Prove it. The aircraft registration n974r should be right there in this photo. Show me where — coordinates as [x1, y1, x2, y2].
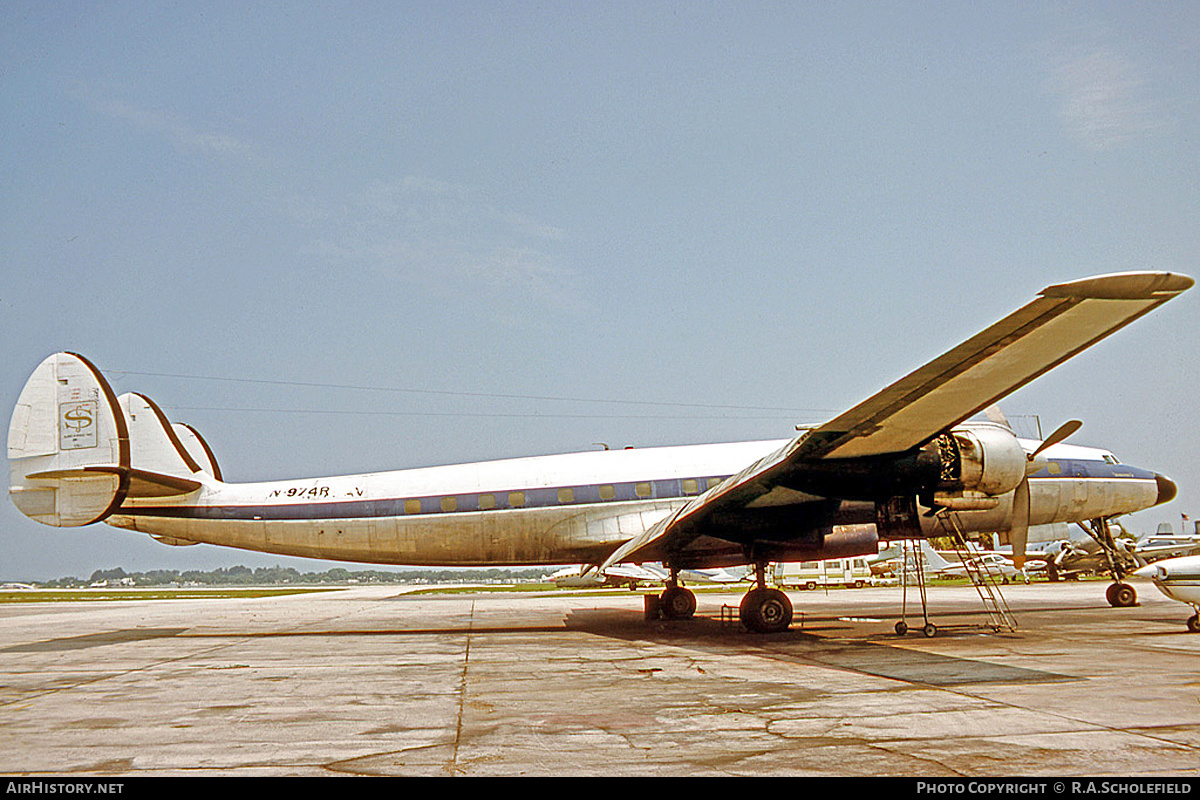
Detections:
[7, 271, 1192, 632]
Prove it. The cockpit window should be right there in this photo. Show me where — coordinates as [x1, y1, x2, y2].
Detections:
[1103, 454, 1119, 464]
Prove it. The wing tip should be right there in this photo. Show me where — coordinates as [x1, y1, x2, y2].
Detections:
[1041, 271, 1194, 300]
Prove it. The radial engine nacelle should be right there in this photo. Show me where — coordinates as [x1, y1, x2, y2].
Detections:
[944, 424, 1027, 497]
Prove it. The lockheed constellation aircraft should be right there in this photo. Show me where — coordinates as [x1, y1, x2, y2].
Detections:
[7, 272, 1191, 632]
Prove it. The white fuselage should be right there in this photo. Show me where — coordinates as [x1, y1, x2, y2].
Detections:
[1135, 555, 1200, 607]
[104, 428, 1166, 569]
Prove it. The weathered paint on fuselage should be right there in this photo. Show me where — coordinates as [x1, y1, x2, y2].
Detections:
[105, 430, 1165, 568]
[108, 440, 776, 566]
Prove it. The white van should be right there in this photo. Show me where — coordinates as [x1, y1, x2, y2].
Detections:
[773, 558, 873, 590]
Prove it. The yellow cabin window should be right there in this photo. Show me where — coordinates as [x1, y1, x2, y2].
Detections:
[404, 499, 421, 515]
[508, 491, 526, 508]
[479, 494, 495, 510]
[558, 487, 574, 504]
[707, 477, 722, 489]
[441, 496, 458, 512]
[682, 479, 699, 495]
[635, 482, 652, 498]
[599, 484, 616, 501]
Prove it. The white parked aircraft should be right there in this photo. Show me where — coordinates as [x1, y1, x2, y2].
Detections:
[547, 563, 667, 589]
[869, 538, 956, 580]
[1133, 531, 1200, 563]
[869, 538, 1027, 584]
[935, 551, 1031, 584]
[1134, 555, 1200, 632]
[7, 272, 1191, 632]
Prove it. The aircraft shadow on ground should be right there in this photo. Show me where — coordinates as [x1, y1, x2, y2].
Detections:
[561, 607, 1078, 688]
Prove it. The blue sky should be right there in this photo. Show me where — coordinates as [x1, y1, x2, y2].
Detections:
[2, 2, 1198, 580]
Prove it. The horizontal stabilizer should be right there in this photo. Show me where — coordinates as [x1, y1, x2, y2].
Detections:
[126, 468, 204, 496]
[26, 467, 202, 497]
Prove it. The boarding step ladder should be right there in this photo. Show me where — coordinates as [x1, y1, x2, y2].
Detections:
[942, 513, 1019, 633]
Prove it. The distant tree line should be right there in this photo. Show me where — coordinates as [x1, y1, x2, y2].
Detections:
[36, 565, 553, 588]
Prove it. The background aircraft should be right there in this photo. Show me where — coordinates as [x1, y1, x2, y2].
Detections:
[546, 563, 666, 589]
[1132, 527, 1200, 562]
[1134, 555, 1200, 632]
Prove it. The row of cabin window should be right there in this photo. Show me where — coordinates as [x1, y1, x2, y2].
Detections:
[407, 477, 724, 515]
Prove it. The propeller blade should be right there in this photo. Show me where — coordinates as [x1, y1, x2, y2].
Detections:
[1011, 477, 1030, 570]
[1030, 419, 1082, 459]
[984, 405, 1013, 429]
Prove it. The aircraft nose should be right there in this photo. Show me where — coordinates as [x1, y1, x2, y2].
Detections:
[1155, 473, 1179, 506]
[1132, 563, 1160, 581]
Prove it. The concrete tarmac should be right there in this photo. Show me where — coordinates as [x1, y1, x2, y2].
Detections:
[1, 581, 1198, 777]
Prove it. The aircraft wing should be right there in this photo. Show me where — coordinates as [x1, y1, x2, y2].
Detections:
[602, 271, 1192, 569]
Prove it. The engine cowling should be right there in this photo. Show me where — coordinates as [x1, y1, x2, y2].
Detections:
[944, 425, 1027, 497]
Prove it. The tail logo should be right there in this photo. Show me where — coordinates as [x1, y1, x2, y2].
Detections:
[60, 400, 98, 450]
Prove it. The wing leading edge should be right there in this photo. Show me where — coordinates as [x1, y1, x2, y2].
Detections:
[602, 271, 1193, 569]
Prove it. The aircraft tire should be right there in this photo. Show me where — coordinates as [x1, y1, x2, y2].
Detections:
[1108, 583, 1137, 608]
[895, 621, 908, 636]
[1187, 614, 1200, 634]
[739, 588, 793, 634]
[923, 623, 937, 638]
[659, 586, 697, 620]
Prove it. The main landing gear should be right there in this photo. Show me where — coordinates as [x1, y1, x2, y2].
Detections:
[738, 563, 793, 634]
[658, 583, 697, 620]
[645, 568, 697, 621]
[645, 563, 795, 634]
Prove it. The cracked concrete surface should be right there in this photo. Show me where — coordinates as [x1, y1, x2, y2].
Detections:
[1, 583, 1198, 776]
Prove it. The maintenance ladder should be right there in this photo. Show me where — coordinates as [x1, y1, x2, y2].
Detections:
[941, 513, 1019, 633]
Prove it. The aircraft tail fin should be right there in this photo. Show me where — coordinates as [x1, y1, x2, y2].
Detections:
[8, 353, 215, 527]
[919, 539, 955, 571]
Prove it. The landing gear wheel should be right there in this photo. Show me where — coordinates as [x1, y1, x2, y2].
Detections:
[658, 586, 697, 620]
[923, 623, 937, 638]
[1187, 614, 1200, 633]
[1107, 582, 1137, 608]
[895, 621, 908, 636]
[739, 588, 793, 634]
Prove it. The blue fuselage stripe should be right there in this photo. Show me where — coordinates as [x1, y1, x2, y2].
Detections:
[122, 459, 1158, 522]
[124, 476, 728, 521]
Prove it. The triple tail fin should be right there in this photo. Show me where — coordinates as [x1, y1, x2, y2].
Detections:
[8, 353, 221, 527]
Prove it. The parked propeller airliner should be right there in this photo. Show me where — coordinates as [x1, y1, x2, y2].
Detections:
[7, 272, 1192, 632]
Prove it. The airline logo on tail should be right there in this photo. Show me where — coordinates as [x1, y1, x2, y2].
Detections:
[59, 401, 98, 450]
